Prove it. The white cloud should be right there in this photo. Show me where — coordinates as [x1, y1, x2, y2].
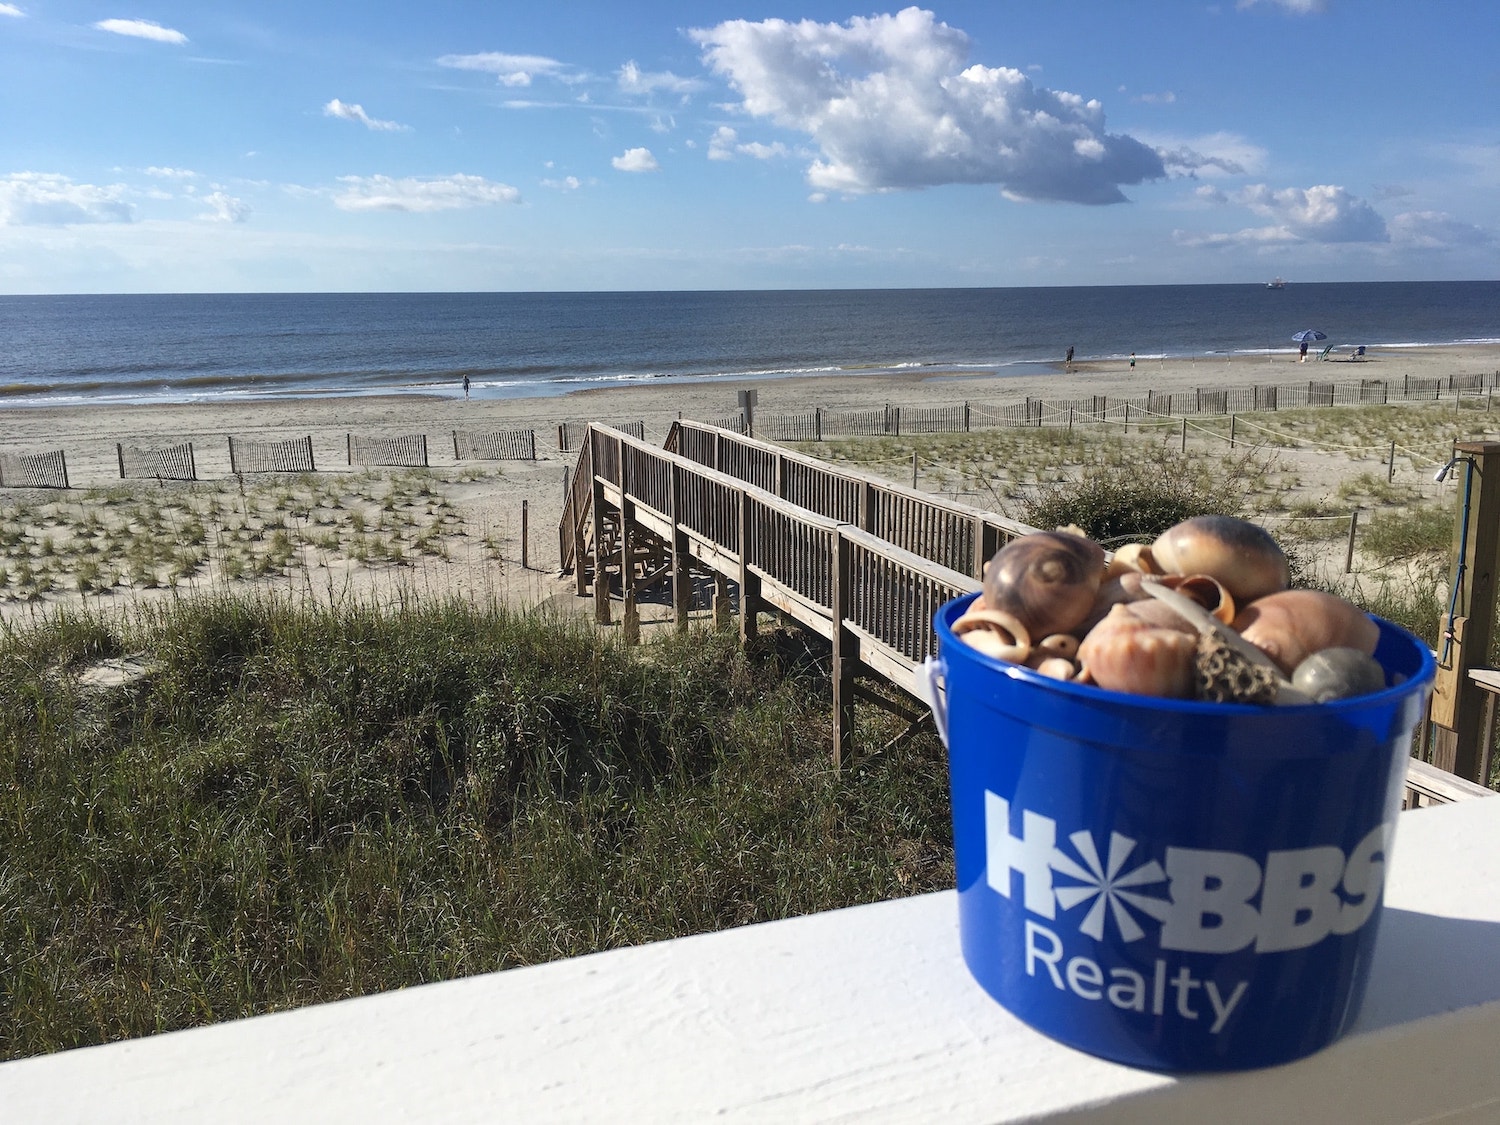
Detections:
[1237, 0, 1327, 13]
[144, 166, 198, 180]
[94, 18, 187, 45]
[541, 175, 583, 191]
[332, 173, 521, 212]
[323, 98, 409, 133]
[437, 52, 568, 87]
[1135, 131, 1268, 179]
[1239, 183, 1388, 242]
[708, 125, 790, 162]
[689, 7, 1163, 203]
[617, 60, 704, 98]
[0, 173, 132, 225]
[1389, 211, 1494, 250]
[200, 191, 249, 223]
[1177, 182, 1389, 246]
[0, 5, 24, 18]
[612, 147, 659, 173]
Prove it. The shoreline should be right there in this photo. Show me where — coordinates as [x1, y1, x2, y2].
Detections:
[2, 342, 1498, 626]
[2, 343, 1499, 489]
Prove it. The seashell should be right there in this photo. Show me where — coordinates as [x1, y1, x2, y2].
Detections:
[1232, 590, 1380, 676]
[953, 604, 1032, 663]
[1152, 515, 1290, 605]
[1136, 579, 1300, 704]
[1028, 655, 1078, 681]
[983, 530, 1106, 639]
[1077, 571, 1154, 635]
[1161, 573, 1236, 625]
[1077, 603, 1198, 698]
[1292, 647, 1387, 702]
[1037, 633, 1080, 660]
[1104, 542, 1163, 580]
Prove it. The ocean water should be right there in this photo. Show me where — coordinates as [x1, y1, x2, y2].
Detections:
[0, 282, 1495, 408]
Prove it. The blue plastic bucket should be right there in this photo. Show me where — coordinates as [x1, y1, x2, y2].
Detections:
[927, 591, 1434, 1072]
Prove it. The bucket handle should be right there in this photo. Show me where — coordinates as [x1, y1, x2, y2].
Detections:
[917, 656, 950, 749]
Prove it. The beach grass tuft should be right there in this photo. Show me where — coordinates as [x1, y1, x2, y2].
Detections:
[0, 595, 951, 1060]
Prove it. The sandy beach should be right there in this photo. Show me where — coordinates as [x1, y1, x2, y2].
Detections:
[2, 342, 1498, 626]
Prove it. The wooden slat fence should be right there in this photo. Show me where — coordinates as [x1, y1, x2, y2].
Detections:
[118, 442, 196, 481]
[228, 435, 315, 474]
[453, 429, 538, 461]
[347, 433, 428, 468]
[0, 449, 69, 489]
[559, 420, 643, 453]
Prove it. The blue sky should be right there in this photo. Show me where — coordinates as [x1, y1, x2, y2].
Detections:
[1, 1, 1496, 293]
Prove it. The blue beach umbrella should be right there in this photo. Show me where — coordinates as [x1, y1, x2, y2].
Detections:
[1291, 329, 1327, 343]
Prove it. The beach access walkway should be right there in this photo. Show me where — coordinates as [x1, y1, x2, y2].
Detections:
[559, 420, 1495, 806]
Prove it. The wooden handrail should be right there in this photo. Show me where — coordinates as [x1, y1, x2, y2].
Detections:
[668, 419, 1038, 580]
[572, 423, 1498, 795]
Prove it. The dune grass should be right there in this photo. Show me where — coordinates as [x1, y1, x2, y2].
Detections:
[0, 594, 951, 1061]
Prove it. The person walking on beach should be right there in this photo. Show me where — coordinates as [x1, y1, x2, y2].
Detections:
[462, 373, 471, 399]
[1129, 352, 1136, 370]
[1065, 345, 1074, 372]
[1299, 339, 1308, 363]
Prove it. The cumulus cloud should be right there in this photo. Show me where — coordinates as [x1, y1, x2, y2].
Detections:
[94, 18, 187, 45]
[0, 5, 24, 17]
[437, 52, 569, 87]
[0, 172, 132, 225]
[541, 175, 583, 191]
[689, 7, 1163, 203]
[200, 191, 249, 223]
[144, 166, 198, 180]
[323, 98, 409, 133]
[1239, 183, 1388, 242]
[618, 60, 704, 98]
[1389, 211, 1495, 250]
[1178, 182, 1389, 246]
[708, 126, 788, 162]
[332, 173, 521, 212]
[611, 147, 659, 172]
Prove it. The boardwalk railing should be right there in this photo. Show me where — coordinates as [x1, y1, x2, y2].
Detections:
[666, 419, 1038, 582]
[566, 423, 1495, 799]
[565, 424, 980, 763]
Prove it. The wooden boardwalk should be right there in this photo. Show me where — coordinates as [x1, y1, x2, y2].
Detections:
[559, 421, 1496, 805]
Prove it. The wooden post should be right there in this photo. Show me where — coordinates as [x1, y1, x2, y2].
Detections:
[591, 444, 610, 624]
[1180, 418, 1188, 453]
[911, 451, 918, 489]
[670, 463, 689, 633]
[521, 500, 529, 570]
[619, 451, 638, 645]
[1123, 403, 1130, 433]
[1230, 414, 1237, 448]
[738, 488, 759, 643]
[1388, 441, 1397, 484]
[1430, 442, 1500, 781]
[830, 529, 856, 768]
[1345, 509, 1358, 573]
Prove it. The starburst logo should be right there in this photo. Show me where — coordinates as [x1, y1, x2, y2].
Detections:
[1049, 830, 1171, 943]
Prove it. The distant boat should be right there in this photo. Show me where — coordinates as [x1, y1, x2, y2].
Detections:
[1266, 277, 1287, 289]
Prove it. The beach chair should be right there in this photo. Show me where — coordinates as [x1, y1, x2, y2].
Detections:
[1317, 344, 1335, 361]
[1350, 345, 1367, 361]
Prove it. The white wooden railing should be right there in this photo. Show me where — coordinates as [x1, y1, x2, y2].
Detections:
[1, 797, 1498, 1123]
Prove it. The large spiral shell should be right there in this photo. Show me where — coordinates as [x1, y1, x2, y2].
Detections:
[982, 530, 1105, 640]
